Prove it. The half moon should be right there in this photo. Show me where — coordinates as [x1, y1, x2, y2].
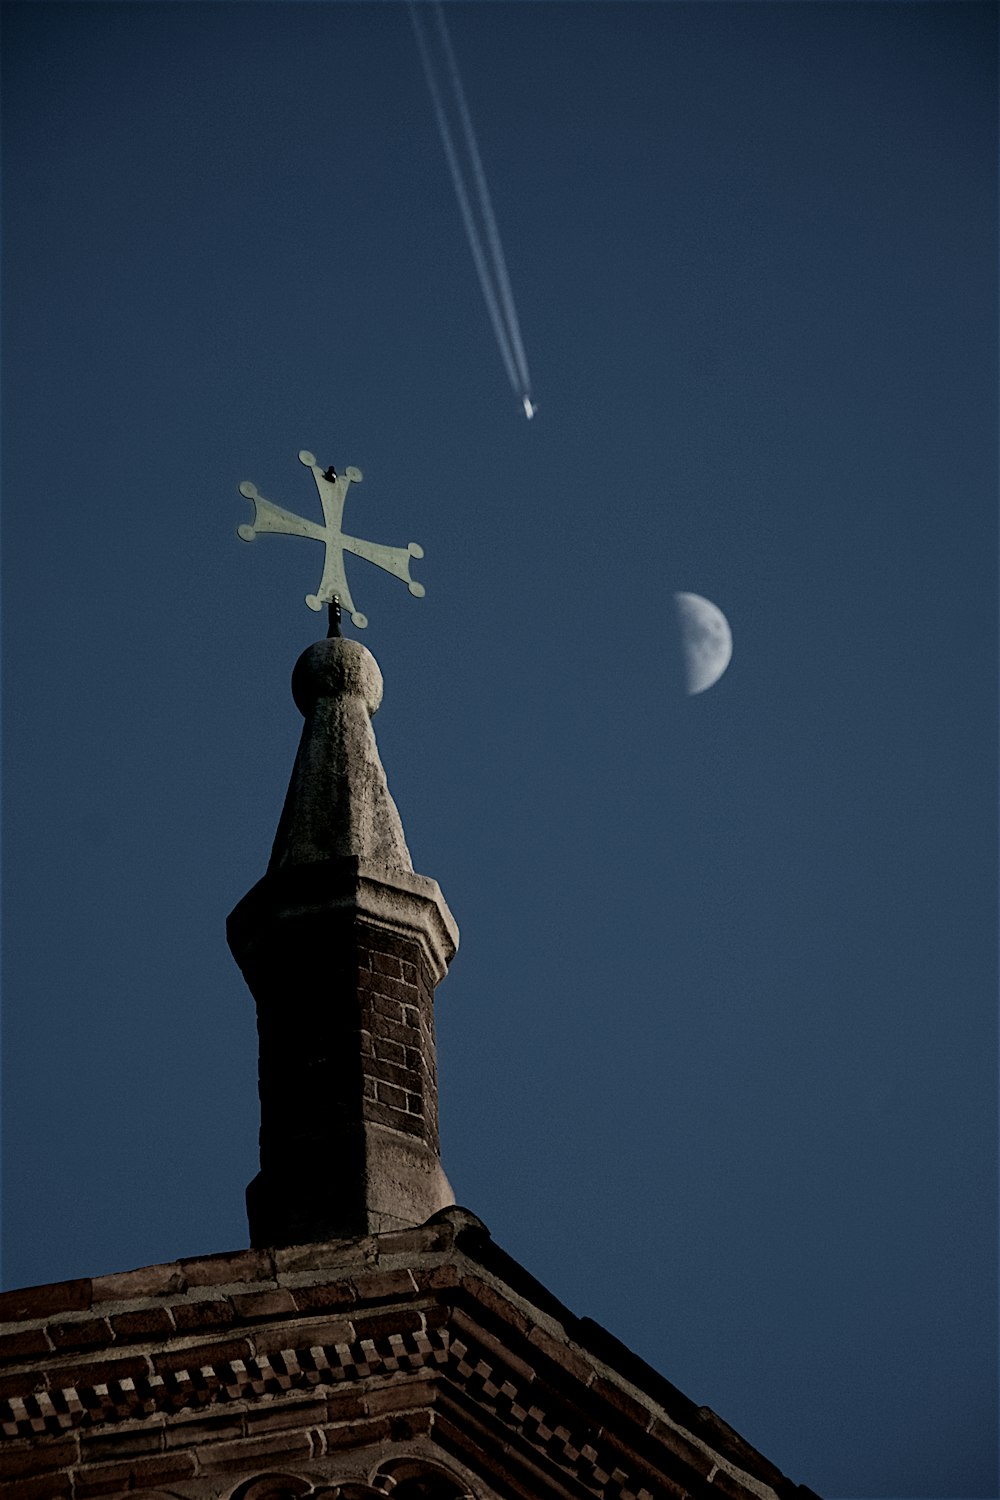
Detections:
[674, 592, 733, 695]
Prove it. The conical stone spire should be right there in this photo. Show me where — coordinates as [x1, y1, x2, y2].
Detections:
[228, 634, 459, 1247]
[268, 638, 412, 874]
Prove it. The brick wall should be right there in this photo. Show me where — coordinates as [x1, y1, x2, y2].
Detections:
[0, 1210, 823, 1500]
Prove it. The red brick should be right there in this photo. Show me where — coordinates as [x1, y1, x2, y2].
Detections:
[371, 1017, 419, 1048]
[274, 1239, 373, 1275]
[351, 1307, 425, 1341]
[289, 1280, 355, 1315]
[319, 1414, 392, 1452]
[121, 1452, 198, 1487]
[229, 1288, 297, 1321]
[0, 1435, 79, 1478]
[53, 1353, 150, 1390]
[410, 1264, 461, 1293]
[0, 1280, 91, 1323]
[370, 1059, 422, 1093]
[377, 1224, 441, 1256]
[151, 1337, 253, 1375]
[251, 1318, 351, 1357]
[371, 995, 405, 1025]
[0, 1368, 46, 1400]
[1, 1476, 73, 1500]
[243, 1396, 328, 1432]
[372, 1036, 406, 1066]
[375, 1080, 408, 1111]
[591, 1374, 652, 1430]
[178, 1248, 274, 1288]
[363, 1379, 433, 1416]
[460, 1276, 531, 1337]
[372, 952, 403, 979]
[390, 1408, 432, 1439]
[47, 1317, 112, 1351]
[79, 1426, 164, 1463]
[0, 1327, 52, 1362]
[323, 1389, 368, 1425]
[527, 1324, 594, 1385]
[109, 1307, 174, 1341]
[162, 1411, 243, 1449]
[449, 1307, 536, 1386]
[170, 1298, 235, 1334]
[365, 1101, 422, 1136]
[350, 1269, 417, 1303]
[649, 1415, 738, 1478]
[372, 975, 419, 1006]
[195, 1428, 313, 1471]
[71, 1459, 135, 1498]
[91, 1264, 183, 1302]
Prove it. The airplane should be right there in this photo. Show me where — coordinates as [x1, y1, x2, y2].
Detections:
[522, 395, 537, 420]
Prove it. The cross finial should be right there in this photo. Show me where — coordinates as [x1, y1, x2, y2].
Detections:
[237, 450, 425, 629]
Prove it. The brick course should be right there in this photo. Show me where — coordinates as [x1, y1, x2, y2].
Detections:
[0, 1212, 822, 1500]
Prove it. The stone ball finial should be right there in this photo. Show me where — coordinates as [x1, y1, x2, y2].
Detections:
[291, 636, 383, 718]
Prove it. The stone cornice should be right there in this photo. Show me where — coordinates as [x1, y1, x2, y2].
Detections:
[0, 1213, 821, 1500]
[228, 857, 459, 987]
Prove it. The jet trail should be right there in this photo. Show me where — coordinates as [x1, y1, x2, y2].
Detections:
[409, 1, 534, 416]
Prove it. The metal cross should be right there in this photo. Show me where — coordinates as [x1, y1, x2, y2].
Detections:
[237, 449, 425, 628]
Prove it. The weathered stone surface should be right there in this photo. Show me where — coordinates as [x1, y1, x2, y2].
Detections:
[272, 637, 411, 874]
[228, 636, 459, 1249]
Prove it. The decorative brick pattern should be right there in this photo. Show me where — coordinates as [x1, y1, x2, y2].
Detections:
[0, 1327, 448, 1441]
[0, 1218, 820, 1500]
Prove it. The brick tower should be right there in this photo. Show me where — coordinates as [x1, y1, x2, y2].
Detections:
[0, 623, 823, 1500]
[227, 624, 458, 1247]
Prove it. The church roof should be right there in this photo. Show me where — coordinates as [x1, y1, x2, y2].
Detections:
[0, 1207, 820, 1500]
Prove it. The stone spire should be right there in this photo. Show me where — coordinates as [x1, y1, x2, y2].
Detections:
[227, 631, 459, 1248]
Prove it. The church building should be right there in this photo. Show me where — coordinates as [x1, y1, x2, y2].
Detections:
[0, 610, 822, 1500]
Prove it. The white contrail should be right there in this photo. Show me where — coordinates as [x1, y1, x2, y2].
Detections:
[408, 1, 532, 409]
[432, 3, 532, 398]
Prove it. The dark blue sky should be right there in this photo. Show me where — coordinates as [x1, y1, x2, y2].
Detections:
[3, 4, 996, 1497]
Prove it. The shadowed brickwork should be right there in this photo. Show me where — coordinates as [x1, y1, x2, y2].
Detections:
[0, 1209, 823, 1500]
[227, 635, 458, 1247]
